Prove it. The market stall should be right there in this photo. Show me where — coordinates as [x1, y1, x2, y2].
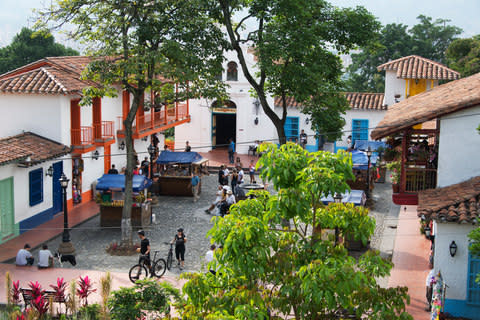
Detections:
[348, 150, 378, 192]
[320, 189, 367, 207]
[154, 151, 208, 196]
[95, 174, 153, 228]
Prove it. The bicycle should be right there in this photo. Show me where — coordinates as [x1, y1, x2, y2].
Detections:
[128, 251, 167, 283]
[165, 242, 174, 270]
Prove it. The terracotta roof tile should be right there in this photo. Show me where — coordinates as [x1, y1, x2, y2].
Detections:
[371, 72, 480, 140]
[377, 55, 460, 80]
[274, 92, 386, 111]
[0, 132, 71, 166]
[417, 176, 480, 224]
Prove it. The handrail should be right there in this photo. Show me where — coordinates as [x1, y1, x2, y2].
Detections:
[71, 126, 93, 145]
[404, 167, 437, 192]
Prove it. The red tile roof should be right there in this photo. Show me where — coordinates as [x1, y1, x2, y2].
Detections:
[417, 176, 480, 224]
[371, 72, 480, 140]
[274, 92, 386, 111]
[0, 132, 71, 166]
[377, 55, 460, 80]
[0, 56, 95, 95]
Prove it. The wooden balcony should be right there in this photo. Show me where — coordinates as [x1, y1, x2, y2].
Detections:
[117, 102, 190, 140]
[94, 121, 115, 146]
[71, 126, 96, 153]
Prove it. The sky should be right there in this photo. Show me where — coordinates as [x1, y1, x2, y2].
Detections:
[1, 0, 480, 49]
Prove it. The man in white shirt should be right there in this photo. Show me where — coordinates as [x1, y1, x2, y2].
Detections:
[226, 190, 236, 206]
[205, 244, 216, 275]
[38, 244, 54, 268]
[237, 166, 245, 185]
[205, 185, 224, 214]
[16, 243, 34, 266]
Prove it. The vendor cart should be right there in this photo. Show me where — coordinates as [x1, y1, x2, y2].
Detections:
[95, 174, 152, 228]
[154, 151, 208, 196]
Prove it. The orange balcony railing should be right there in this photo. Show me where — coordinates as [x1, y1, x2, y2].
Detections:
[93, 121, 115, 140]
[71, 126, 93, 146]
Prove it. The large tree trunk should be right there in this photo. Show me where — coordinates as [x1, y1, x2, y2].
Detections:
[120, 91, 142, 247]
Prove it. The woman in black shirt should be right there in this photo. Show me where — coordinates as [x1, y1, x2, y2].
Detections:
[172, 228, 187, 269]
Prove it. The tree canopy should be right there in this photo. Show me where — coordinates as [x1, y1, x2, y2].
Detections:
[215, 0, 379, 144]
[345, 15, 462, 93]
[0, 27, 78, 74]
[446, 35, 480, 77]
[180, 143, 411, 319]
[37, 0, 226, 245]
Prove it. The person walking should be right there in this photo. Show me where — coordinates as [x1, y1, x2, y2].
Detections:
[299, 129, 307, 149]
[190, 169, 200, 202]
[16, 244, 34, 266]
[231, 168, 238, 194]
[38, 244, 53, 268]
[249, 160, 256, 183]
[172, 228, 187, 270]
[136, 230, 151, 272]
[228, 138, 235, 164]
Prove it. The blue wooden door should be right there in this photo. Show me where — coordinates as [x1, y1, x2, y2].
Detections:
[52, 161, 63, 214]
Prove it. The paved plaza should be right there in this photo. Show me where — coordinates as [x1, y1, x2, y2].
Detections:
[8, 172, 398, 279]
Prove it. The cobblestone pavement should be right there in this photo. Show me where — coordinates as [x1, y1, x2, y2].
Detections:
[28, 172, 396, 279]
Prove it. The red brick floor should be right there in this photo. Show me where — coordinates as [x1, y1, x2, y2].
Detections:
[0, 201, 100, 263]
[199, 147, 260, 169]
[388, 205, 431, 320]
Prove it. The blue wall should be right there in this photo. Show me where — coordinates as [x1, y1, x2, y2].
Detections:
[445, 298, 480, 319]
[19, 207, 55, 234]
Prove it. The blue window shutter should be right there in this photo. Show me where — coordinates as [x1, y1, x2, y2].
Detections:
[467, 252, 480, 305]
[29, 168, 43, 206]
[284, 117, 299, 142]
[352, 119, 369, 143]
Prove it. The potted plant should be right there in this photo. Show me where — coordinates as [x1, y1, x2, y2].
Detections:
[386, 161, 401, 193]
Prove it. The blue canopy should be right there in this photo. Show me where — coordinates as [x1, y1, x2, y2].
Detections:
[96, 174, 152, 192]
[156, 151, 203, 164]
[353, 140, 388, 151]
[321, 190, 366, 206]
[351, 150, 378, 170]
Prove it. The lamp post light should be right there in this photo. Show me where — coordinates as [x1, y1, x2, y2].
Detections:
[148, 143, 156, 180]
[58, 173, 75, 255]
[333, 193, 343, 245]
[366, 146, 373, 198]
[449, 241, 458, 257]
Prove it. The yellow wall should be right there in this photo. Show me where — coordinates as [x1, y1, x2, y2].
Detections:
[409, 79, 427, 97]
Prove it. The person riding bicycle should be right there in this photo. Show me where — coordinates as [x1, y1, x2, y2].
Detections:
[172, 228, 187, 270]
[136, 230, 151, 271]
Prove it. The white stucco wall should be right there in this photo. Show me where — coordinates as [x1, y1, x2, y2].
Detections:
[434, 222, 477, 300]
[384, 71, 407, 107]
[0, 94, 68, 141]
[175, 47, 277, 155]
[437, 105, 480, 188]
[336, 109, 387, 149]
[0, 158, 73, 224]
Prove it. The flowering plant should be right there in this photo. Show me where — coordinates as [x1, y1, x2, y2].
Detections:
[386, 161, 401, 184]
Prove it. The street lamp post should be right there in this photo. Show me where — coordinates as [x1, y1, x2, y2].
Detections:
[333, 193, 343, 245]
[148, 143, 156, 180]
[366, 146, 373, 199]
[58, 173, 75, 255]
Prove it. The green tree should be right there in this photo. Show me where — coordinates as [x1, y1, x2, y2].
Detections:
[0, 27, 78, 74]
[446, 35, 480, 77]
[346, 15, 462, 92]
[37, 0, 226, 245]
[214, 0, 379, 144]
[181, 143, 411, 319]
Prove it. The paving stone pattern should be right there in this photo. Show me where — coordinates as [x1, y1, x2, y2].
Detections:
[28, 172, 396, 280]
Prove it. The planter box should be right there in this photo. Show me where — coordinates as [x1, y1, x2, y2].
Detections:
[100, 202, 152, 228]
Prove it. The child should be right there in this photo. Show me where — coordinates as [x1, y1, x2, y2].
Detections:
[249, 160, 256, 183]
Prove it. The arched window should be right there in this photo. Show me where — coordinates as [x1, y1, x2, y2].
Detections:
[226, 61, 238, 81]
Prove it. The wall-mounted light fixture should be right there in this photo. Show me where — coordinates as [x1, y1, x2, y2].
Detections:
[46, 165, 54, 177]
[254, 117, 259, 125]
[424, 225, 431, 238]
[118, 141, 126, 150]
[141, 136, 148, 142]
[305, 118, 310, 125]
[92, 150, 100, 160]
[394, 94, 401, 103]
[449, 241, 457, 257]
